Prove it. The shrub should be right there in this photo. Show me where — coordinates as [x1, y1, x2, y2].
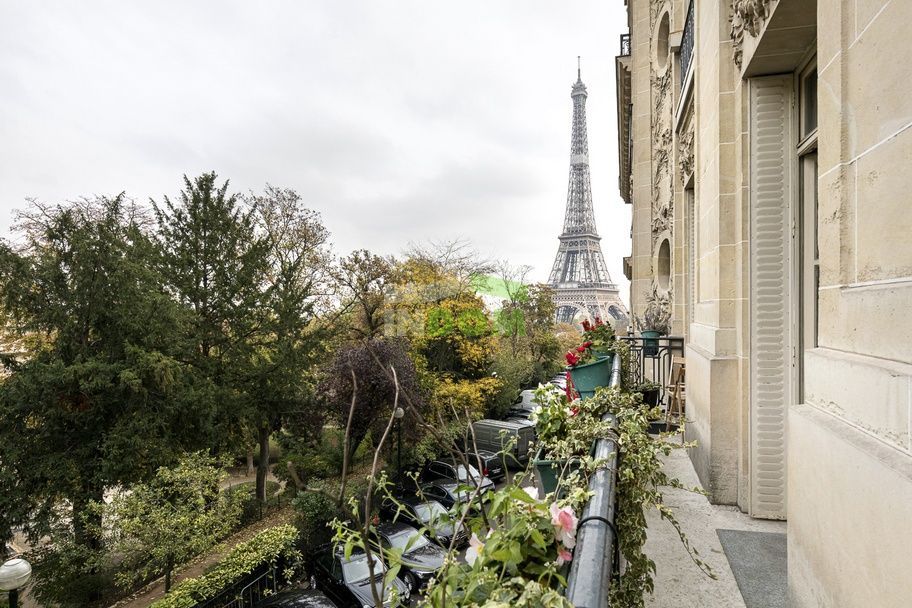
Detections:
[149, 525, 300, 608]
[292, 491, 340, 552]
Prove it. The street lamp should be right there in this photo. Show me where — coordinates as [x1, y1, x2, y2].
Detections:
[393, 406, 405, 478]
[0, 558, 31, 608]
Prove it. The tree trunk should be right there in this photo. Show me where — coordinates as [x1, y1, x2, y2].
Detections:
[256, 424, 270, 503]
[246, 448, 256, 477]
[165, 553, 174, 593]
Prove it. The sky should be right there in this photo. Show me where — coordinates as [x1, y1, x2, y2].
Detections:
[0, 1, 631, 304]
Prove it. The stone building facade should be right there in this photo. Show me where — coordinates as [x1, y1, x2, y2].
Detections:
[616, 0, 912, 605]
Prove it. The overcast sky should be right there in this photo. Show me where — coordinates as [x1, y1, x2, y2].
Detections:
[0, 1, 630, 304]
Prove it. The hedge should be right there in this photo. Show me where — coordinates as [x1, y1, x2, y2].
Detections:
[150, 524, 300, 608]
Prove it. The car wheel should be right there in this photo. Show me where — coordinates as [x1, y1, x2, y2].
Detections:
[405, 571, 418, 592]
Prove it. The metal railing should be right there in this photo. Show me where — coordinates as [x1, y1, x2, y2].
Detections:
[565, 354, 621, 607]
[680, 0, 695, 91]
[620, 33, 631, 56]
[195, 564, 280, 608]
[619, 336, 685, 406]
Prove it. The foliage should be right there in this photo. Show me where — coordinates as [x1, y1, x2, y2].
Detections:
[635, 291, 672, 335]
[292, 491, 342, 551]
[581, 317, 615, 348]
[421, 485, 575, 608]
[100, 452, 244, 592]
[149, 524, 300, 608]
[320, 338, 425, 461]
[0, 196, 203, 558]
[335, 249, 395, 340]
[586, 388, 715, 607]
[431, 376, 502, 422]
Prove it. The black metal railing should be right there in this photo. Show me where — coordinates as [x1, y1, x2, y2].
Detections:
[565, 354, 621, 607]
[620, 33, 631, 56]
[619, 336, 685, 406]
[195, 563, 281, 608]
[680, 0, 694, 91]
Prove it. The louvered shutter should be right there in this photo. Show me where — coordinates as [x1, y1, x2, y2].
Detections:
[749, 75, 793, 520]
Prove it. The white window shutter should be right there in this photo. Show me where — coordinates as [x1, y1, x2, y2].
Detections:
[749, 75, 793, 520]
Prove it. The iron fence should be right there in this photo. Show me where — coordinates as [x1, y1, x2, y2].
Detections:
[618, 336, 685, 406]
[194, 563, 281, 608]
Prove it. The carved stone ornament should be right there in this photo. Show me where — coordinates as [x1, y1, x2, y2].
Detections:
[730, 0, 773, 68]
[678, 126, 694, 181]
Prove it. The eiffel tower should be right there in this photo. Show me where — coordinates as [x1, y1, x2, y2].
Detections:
[548, 61, 629, 325]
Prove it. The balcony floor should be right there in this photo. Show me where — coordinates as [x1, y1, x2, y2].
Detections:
[645, 435, 786, 608]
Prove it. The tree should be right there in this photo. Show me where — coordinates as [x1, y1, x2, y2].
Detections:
[320, 338, 424, 462]
[154, 172, 269, 451]
[334, 249, 395, 340]
[101, 452, 242, 592]
[0, 196, 200, 594]
[246, 185, 333, 502]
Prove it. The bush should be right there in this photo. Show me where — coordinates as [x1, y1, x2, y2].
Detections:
[292, 491, 340, 552]
[150, 525, 300, 608]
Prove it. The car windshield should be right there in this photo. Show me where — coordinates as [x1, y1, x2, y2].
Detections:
[387, 530, 430, 551]
[455, 464, 482, 482]
[342, 556, 386, 583]
[413, 501, 447, 523]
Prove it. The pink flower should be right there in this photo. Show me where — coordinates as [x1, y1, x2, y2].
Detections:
[465, 532, 485, 565]
[550, 503, 578, 549]
[556, 546, 573, 566]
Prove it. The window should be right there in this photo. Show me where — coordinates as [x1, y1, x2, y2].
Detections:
[796, 57, 818, 403]
[799, 64, 818, 142]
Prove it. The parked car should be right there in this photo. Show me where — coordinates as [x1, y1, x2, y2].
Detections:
[256, 588, 340, 607]
[309, 544, 411, 608]
[471, 419, 536, 467]
[372, 521, 447, 590]
[420, 481, 478, 513]
[462, 448, 505, 482]
[379, 495, 468, 548]
[420, 459, 495, 494]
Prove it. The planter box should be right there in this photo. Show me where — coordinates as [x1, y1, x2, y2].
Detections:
[641, 388, 660, 407]
[568, 356, 612, 400]
[533, 449, 580, 497]
[641, 330, 661, 357]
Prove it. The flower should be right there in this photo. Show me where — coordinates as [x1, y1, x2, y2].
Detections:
[556, 546, 573, 566]
[565, 351, 580, 366]
[582, 341, 593, 349]
[581, 319, 592, 331]
[523, 486, 539, 501]
[466, 532, 485, 565]
[575, 345, 587, 353]
[550, 503, 578, 549]
[570, 407, 579, 417]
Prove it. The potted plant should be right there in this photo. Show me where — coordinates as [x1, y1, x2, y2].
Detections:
[564, 342, 611, 400]
[633, 380, 661, 407]
[635, 294, 671, 357]
[581, 316, 616, 358]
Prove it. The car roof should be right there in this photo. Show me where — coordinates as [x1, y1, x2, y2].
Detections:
[256, 589, 338, 608]
[376, 521, 420, 536]
[423, 480, 459, 492]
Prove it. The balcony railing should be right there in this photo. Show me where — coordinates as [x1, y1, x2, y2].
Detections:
[619, 336, 685, 406]
[680, 0, 694, 91]
[620, 33, 631, 57]
[565, 354, 621, 607]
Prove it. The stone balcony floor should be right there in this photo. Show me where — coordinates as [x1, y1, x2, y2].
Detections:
[645, 436, 787, 608]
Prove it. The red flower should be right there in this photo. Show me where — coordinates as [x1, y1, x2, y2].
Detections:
[594, 316, 602, 325]
[565, 351, 580, 366]
[582, 341, 593, 349]
[570, 407, 579, 417]
[576, 345, 586, 353]
[581, 319, 592, 331]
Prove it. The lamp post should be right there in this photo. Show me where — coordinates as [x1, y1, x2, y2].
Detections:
[393, 406, 405, 478]
[0, 558, 32, 608]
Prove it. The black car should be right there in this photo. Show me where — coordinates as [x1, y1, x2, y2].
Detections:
[309, 544, 411, 608]
[420, 481, 482, 513]
[420, 459, 495, 494]
[256, 588, 339, 607]
[462, 448, 505, 482]
[373, 521, 447, 590]
[379, 495, 468, 548]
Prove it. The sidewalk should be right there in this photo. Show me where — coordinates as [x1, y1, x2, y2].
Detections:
[644, 437, 786, 608]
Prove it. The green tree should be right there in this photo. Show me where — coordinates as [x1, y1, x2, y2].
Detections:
[0, 196, 199, 598]
[101, 452, 242, 592]
[246, 185, 333, 502]
[154, 173, 269, 450]
[334, 249, 395, 340]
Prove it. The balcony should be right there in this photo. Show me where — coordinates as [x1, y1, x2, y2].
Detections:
[680, 0, 694, 92]
[620, 33, 630, 57]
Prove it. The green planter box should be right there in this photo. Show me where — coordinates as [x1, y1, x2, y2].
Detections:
[533, 447, 580, 497]
[568, 356, 612, 399]
[641, 330, 661, 357]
